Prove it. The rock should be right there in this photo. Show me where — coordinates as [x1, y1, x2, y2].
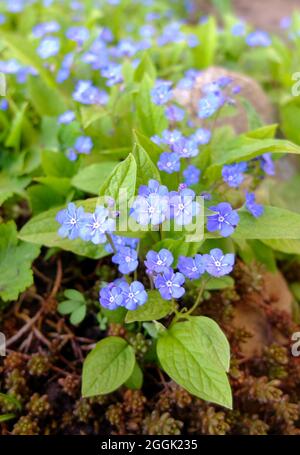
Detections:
[174, 66, 276, 133]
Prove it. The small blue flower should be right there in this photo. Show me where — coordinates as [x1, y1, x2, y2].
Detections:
[246, 30, 271, 47]
[151, 81, 173, 105]
[99, 283, 124, 310]
[101, 63, 123, 86]
[58, 110, 75, 124]
[105, 235, 139, 253]
[231, 22, 246, 36]
[178, 254, 206, 279]
[161, 129, 183, 148]
[198, 92, 223, 118]
[260, 153, 275, 176]
[56, 203, 86, 240]
[37, 37, 60, 59]
[183, 165, 201, 186]
[169, 188, 200, 226]
[112, 246, 138, 274]
[80, 206, 115, 244]
[245, 192, 264, 218]
[191, 128, 211, 145]
[32, 21, 60, 38]
[222, 162, 247, 188]
[73, 80, 108, 105]
[66, 148, 78, 161]
[138, 179, 169, 198]
[66, 26, 89, 45]
[173, 137, 199, 158]
[119, 281, 148, 310]
[145, 249, 174, 273]
[157, 152, 180, 174]
[165, 104, 185, 122]
[154, 267, 185, 300]
[207, 202, 240, 237]
[203, 248, 235, 277]
[74, 136, 93, 155]
[0, 99, 8, 111]
[131, 192, 169, 226]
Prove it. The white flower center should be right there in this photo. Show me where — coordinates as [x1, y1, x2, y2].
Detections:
[218, 216, 224, 222]
[125, 256, 131, 263]
[192, 266, 197, 272]
[157, 259, 163, 265]
[128, 292, 134, 299]
[109, 296, 114, 303]
[70, 217, 77, 225]
[166, 280, 173, 287]
[178, 203, 184, 211]
[148, 206, 155, 214]
[215, 260, 221, 267]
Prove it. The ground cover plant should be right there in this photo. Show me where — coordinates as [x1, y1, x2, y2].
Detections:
[0, 0, 300, 435]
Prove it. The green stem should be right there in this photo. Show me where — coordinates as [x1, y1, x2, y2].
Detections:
[105, 233, 117, 254]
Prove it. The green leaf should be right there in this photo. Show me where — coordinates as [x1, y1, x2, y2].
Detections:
[205, 276, 234, 291]
[70, 305, 87, 325]
[64, 289, 85, 302]
[261, 239, 300, 255]
[134, 52, 156, 82]
[27, 75, 67, 116]
[0, 221, 40, 301]
[132, 141, 160, 188]
[157, 318, 232, 408]
[124, 362, 143, 389]
[82, 337, 135, 397]
[41, 150, 78, 178]
[27, 184, 65, 215]
[0, 174, 30, 206]
[18, 199, 108, 259]
[125, 290, 173, 323]
[102, 306, 127, 324]
[99, 153, 137, 201]
[72, 162, 117, 194]
[0, 414, 16, 423]
[5, 104, 27, 149]
[233, 207, 300, 240]
[154, 237, 203, 265]
[0, 31, 56, 88]
[58, 300, 82, 315]
[136, 74, 168, 136]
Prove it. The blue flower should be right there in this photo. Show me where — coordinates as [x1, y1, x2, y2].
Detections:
[56, 203, 86, 240]
[207, 202, 240, 237]
[169, 188, 200, 226]
[173, 137, 199, 158]
[183, 165, 201, 186]
[178, 254, 206, 279]
[66, 26, 89, 45]
[145, 249, 174, 273]
[222, 162, 247, 188]
[203, 248, 235, 277]
[112, 246, 138, 274]
[74, 136, 93, 155]
[161, 129, 183, 148]
[246, 30, 271, 47]
[66, 148, 78, 161]
[72, 80, 108, 105]
[165, 104, 185, 122]
[198, 92, 224, 119]
[157, 152, 180, 174]
[245, 192, 264, 218]
[58, 110, 75, 124]
[80, 206, 115, 244]
[113, 38, 139, 58]
[191, 128, 211, 145]
[260, 153, 275, 176]
[131, 192, 169, 226]
[138, 179, 169, 198]
[119, 281, 148, 310]
[105, 235, 139, 253]
[0, 99, 8, 111]
[231, 22, 246, 36]
[151, 81, 173, 105]
[101, 63, 123, 86]
[154, 267, 185, 300]
[99, 283, 124, 310]
[32, 21, 60, 38]
[37, 37, 60, 59]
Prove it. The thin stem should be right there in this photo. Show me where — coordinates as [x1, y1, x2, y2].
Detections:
[105, 233, 117, 254]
